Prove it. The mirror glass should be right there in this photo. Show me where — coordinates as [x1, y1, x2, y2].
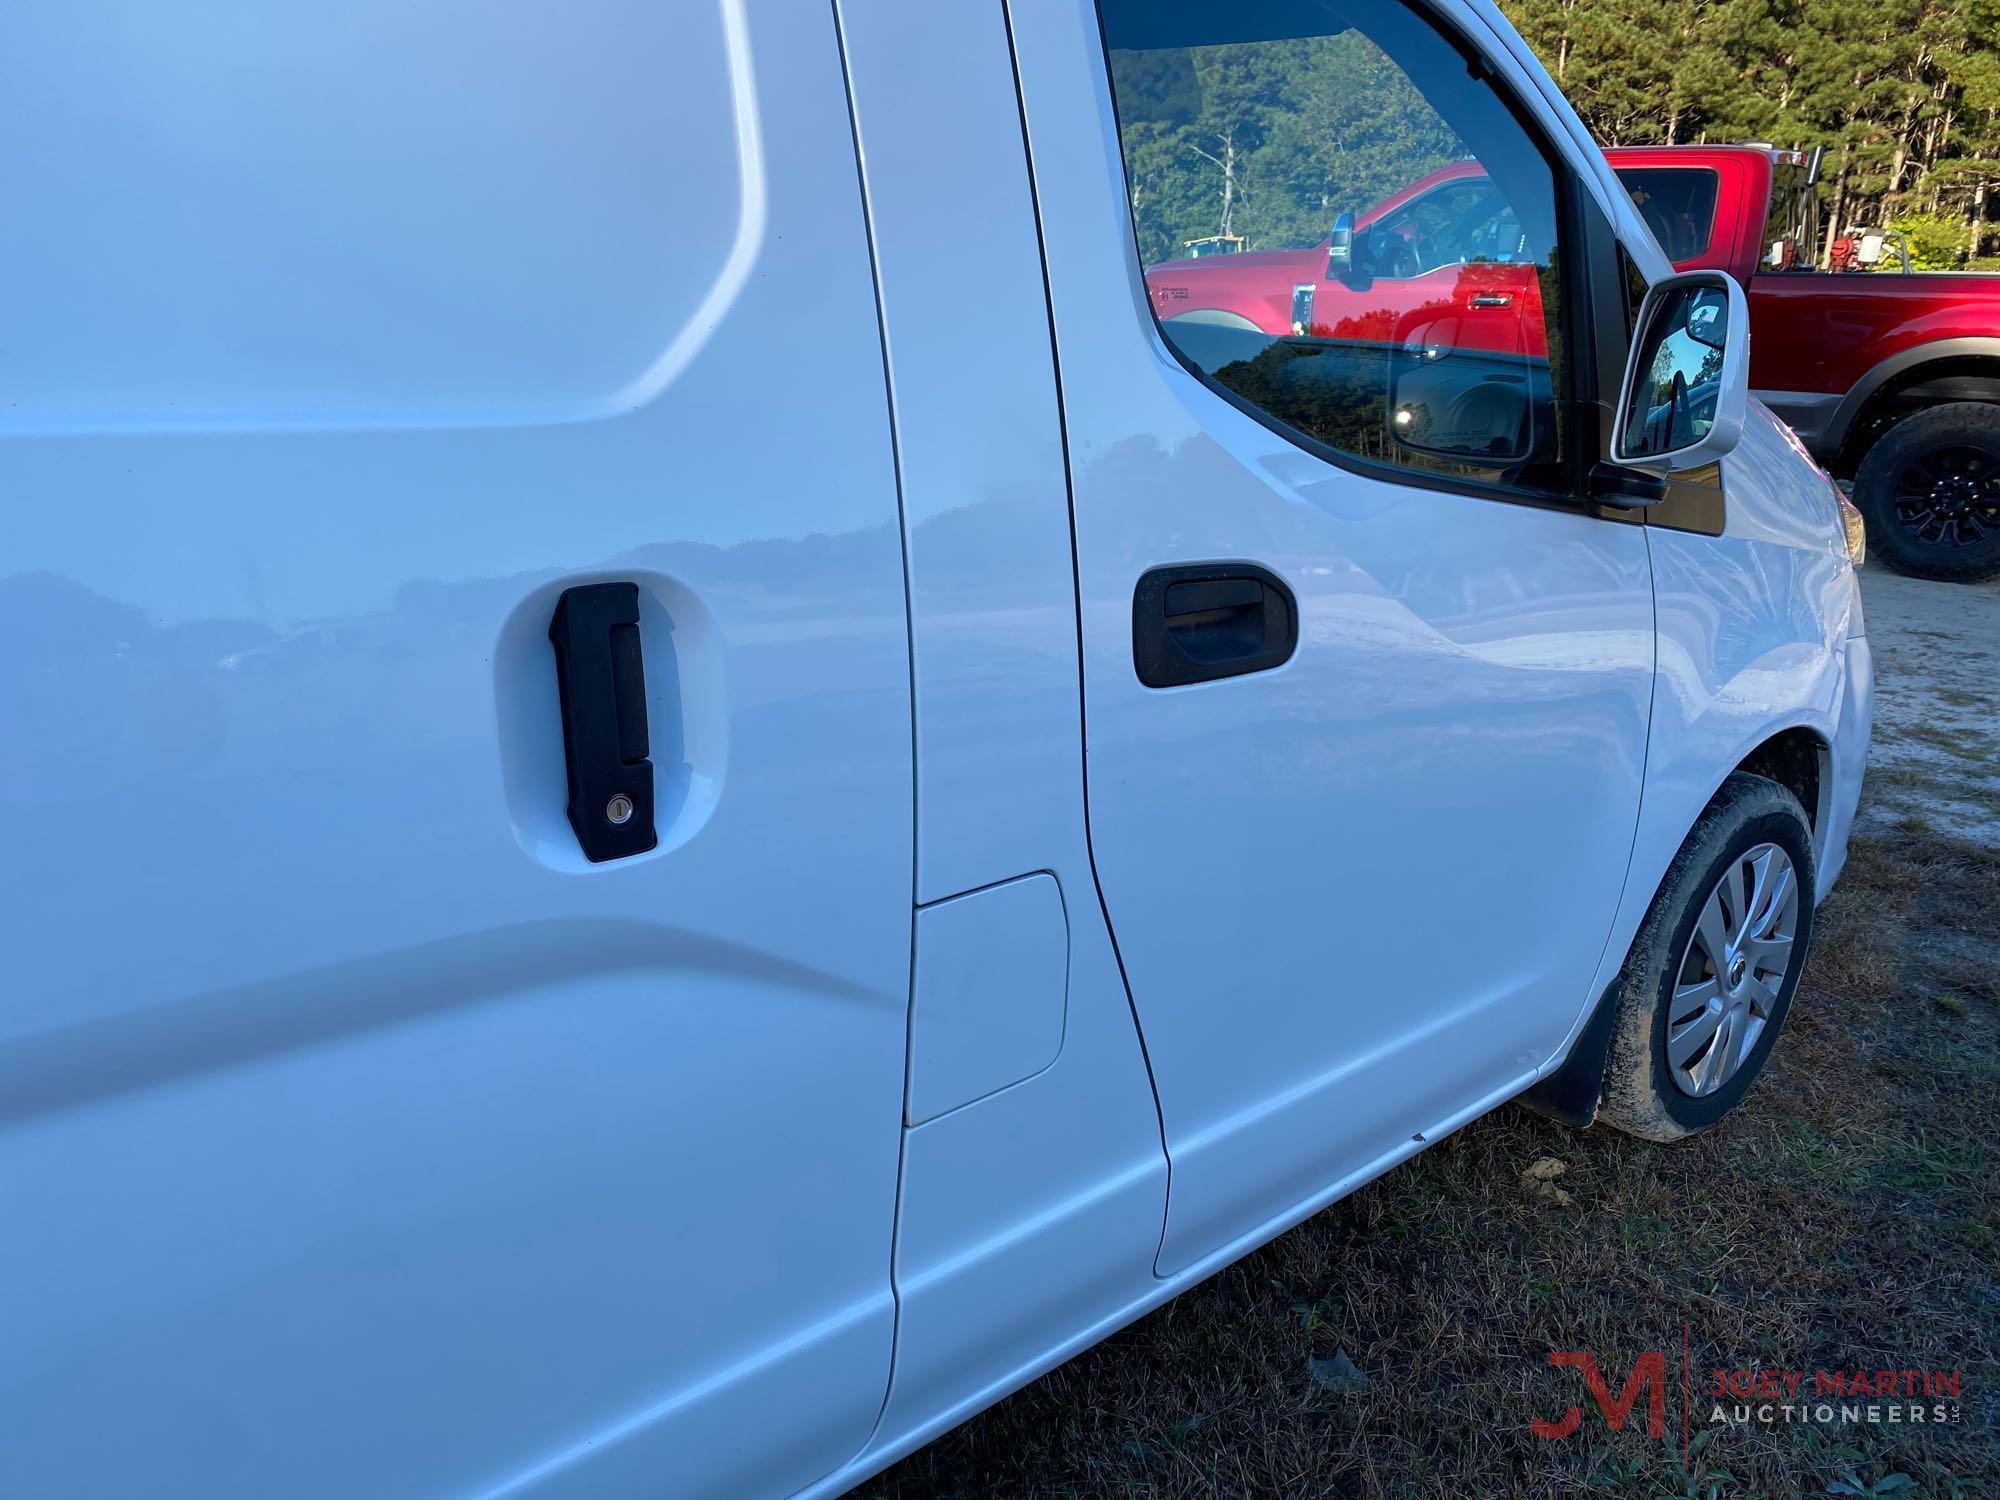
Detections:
[1620, 282, 1730, 460]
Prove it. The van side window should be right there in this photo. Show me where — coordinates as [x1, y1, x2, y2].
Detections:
[1099, 0, 1571, 495]
[1622, 251, 1651, 339]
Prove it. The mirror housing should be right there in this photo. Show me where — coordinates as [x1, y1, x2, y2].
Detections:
[1611, 270, 1750, 474]
[1326, 212, 1354, 276]
[1588, 459, 1669, 509]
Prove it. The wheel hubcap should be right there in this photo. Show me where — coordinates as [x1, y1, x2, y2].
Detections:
[1892, 444, 2000, 548]
[1667, 843, 1800, 1098]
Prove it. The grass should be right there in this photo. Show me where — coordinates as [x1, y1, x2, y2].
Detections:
[860, 820, 2000, 1498]
[1895, 720, 2000, 762]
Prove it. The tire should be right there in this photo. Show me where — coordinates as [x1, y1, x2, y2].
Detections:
[1852, 401, 2000, 582]
[1595, 774, 1816, 1142]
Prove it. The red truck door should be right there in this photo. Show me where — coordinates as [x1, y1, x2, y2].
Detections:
[1308, 173, 1545, 356]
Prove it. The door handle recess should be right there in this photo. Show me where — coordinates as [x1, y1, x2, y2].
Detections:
[549, 582, 658, 862]
[1132, 563, 1297, 688]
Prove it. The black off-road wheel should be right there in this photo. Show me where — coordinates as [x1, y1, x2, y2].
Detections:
[1595, 774, 1817, 1143]
[1852, 402, 2000, 582]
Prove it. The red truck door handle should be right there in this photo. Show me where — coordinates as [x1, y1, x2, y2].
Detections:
[1467, 292, 1514, 309]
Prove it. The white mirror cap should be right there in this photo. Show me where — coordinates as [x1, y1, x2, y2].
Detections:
[1612, 270, 1752, 474]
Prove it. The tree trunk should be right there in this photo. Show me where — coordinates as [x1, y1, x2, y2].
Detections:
[1221, 128, 1235, 237]
[1824, 146, 1853, 270]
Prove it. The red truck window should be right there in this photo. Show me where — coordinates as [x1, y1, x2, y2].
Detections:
[1615, 167, 1720, 265]
[1761, 162, 1816, 271]
[1099, 0, 1571, 497]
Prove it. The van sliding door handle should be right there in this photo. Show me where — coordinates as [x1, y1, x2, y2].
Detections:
[1163, 577, 1264, 618]
[549, 582, 658, 861]
[1133, 563, 1297, 688]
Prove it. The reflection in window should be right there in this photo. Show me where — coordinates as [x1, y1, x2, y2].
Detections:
[1101, 0, 1568, 492]
[1615, 168, 1720, 265]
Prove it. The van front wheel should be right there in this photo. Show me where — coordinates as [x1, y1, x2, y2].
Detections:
[1595, 774, 1816, 1142]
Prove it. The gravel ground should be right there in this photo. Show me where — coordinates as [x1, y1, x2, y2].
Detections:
[1856, 561, 2000, 844]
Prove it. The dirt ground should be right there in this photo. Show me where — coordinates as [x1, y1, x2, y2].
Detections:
[864, 563, 2000, 1499]
[1855, 563, 2000, 846]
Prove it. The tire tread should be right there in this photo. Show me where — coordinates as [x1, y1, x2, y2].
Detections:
[1594, 773, 1815, 1142]
[1853, 402, 2000, 583]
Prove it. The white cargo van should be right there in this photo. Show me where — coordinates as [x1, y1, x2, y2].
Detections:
[0, 1, 1869, 1495]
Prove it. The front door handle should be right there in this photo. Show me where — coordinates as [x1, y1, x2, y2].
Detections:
[1467, 292, 1514, 309]
[1132, 563, 1297, 688]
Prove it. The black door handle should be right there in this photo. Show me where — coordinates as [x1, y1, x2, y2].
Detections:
[549, 582, 658, 861]
[1132, 563, 1297, 688]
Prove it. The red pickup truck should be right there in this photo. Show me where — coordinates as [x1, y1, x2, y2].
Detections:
[1146, 146, 2000, 580]
[1619, 146, 2000, 581]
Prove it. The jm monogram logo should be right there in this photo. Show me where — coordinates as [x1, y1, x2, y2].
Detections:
[1531, 1351, 1670, 1440]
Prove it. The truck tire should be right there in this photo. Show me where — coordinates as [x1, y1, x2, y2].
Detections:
[1595, 774, 1816, 1143]
[1852, 401, 2000, 582]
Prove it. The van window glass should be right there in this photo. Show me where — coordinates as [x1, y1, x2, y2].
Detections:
[1621, 251, 1650, 339]
[1099, 0, 1570, 494]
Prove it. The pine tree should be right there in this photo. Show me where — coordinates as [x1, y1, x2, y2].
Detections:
[1499, 0, 2000, 262]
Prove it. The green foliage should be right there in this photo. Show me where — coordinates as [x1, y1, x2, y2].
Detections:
[1108, 33, 1461, 262]
[1105, 3, 2000, 265]
[1885, 210, 1972, 268]
[1497, 0, 2000, 257]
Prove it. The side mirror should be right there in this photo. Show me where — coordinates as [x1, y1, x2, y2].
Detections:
[1326, 212, 1354, 276]
[1611, 270, 1749, 473]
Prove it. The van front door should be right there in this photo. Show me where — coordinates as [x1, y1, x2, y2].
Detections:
[1012, 0, 1656, 1273]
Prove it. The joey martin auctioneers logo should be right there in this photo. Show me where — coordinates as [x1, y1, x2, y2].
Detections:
[1531, 1334, 1965, 1459]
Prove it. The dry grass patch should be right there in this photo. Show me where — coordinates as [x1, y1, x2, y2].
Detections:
[861, 823, 2000, 1498]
